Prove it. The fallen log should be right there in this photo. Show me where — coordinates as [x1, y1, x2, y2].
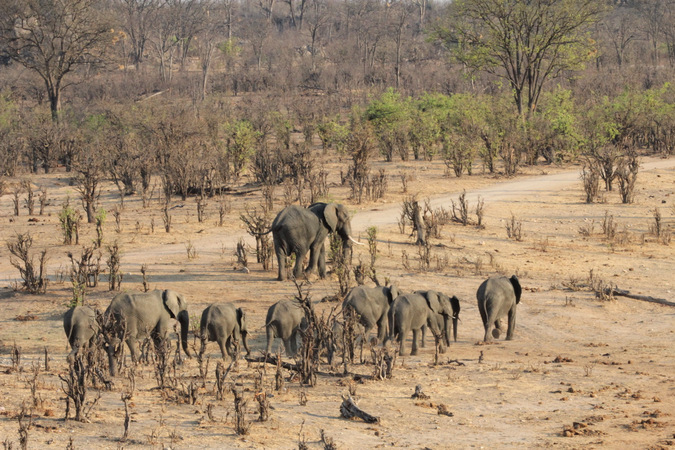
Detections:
[340, 394, 379, 424]
[245, 354, 299, 371]
[606, 288, 674, 307]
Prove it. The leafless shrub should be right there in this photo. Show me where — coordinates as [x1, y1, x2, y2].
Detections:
[402, 196, 426, 245]
[399, 171, 412, 193]
[28, 365, 43, 409]
[256, 391, 270, 422]
[602, 211, 616, 240]
[616, 153, 639, 204]
[7, 233, 48, 294]
[11, 184, 22, 216]
[60, 354, 101, 422]
[106, 242, 123, 291]
[368, 168, 388, 200]
[578, 220, 595, 237]
[38, 186, 48, 215]
[153, 338, 173, 390]
[371, 344, 396, 380]
[581, 165, 600, 203]
[185, 240, 198, 260]
[11, 342, 20, 372]
[22, 180, 35, 215]
[320, 430, 337, 450]
[17, 404, 32, 450]
[111, 208, 122, 233]
[240, 204, 273, 270]
[506, 214, 523, 241]
[218, 196, 231, 226]
[196, 196, 207, 223]
[68, 246, 101, 306]
[121, 393, 132, 442]
[140, 264, 150, 292]
[309, 169, 329, 204]
[401, 250, 412, 271]
[475, 196, 485, 228]
[299, 391, 308, 406]
[162, 206, 172, 233]
[298, 419, 309, 450]
[451, 190, 470, 226]
[235, 239, 248, 268]
[330, 233, 352, 299]
[418, 239, 431, 271]
[275, 348, 284, 392]
[650, 208, 662, 238]
[233, 388, 251, 435]
[215, 361, 230, 401]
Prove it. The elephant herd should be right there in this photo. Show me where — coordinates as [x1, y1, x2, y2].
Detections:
[63, 275, 522, 373]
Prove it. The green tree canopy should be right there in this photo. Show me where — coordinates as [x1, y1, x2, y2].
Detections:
[436, 0, 606, 117]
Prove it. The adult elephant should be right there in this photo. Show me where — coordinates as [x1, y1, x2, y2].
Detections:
[265, 300, 307, 357]
[416, 290, 461, 347]
[476, 275, 521, 342]
[63, 305, 99, 362]
[200, 303, 250, 360]
[342, 284, 399, 344]
[389, 292, 455, 356]
[105, 289, 191, 375]
[271, 202, 360, 281]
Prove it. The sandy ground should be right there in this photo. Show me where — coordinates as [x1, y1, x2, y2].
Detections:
[0, 154, 674, 449]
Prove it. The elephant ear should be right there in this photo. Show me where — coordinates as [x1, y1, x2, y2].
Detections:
[162, 290, 182, 319]
[450, 296, 461, 318]
[423, 291, 442, 315]
[323, 203, 338, 233]
[387, 285, 399, 303]
[509, 275, 522, 304]
[237, 308, 247, 333]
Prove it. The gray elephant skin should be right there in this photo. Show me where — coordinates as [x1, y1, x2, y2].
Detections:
[105, 289, 191, 375]
[265, 300, 307, 356]
[415, 290, 461, 347]
[271, 202, 356, 281]
[63, 305, 99, 362]
[342, 284, 399, 343]
[389, 291, 455, 356]
[200, 303, 250, 359]
[476, 275, 522, 342]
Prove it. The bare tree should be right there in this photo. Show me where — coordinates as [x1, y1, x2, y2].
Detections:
[0, 0, 113, 121]
[114, 0, 161, 69]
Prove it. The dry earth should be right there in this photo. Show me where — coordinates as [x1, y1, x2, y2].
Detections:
[0, 155, 674, 449]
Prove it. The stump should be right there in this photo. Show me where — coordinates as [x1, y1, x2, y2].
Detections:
[340, 395, 379, 424]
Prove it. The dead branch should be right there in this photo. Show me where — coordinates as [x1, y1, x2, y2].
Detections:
[340, 394, 379, 424]
[608, 288, 675, 307]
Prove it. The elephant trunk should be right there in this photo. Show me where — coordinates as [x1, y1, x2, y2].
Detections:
[241, 330, 251, 356]
[443, 315, 452, 347]
[453, 316, 458, 342]
[178, 310, 191, 358]
[106, 339, 119, 377]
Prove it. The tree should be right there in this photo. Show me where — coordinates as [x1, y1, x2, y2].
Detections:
[437, 0, 606, 117]
[113, 0, 161, 69]
[0, 0, 112, 121]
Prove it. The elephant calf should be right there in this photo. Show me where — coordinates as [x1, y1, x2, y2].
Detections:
[342, 284, 399, 344]
[63, 305, 99, 362]
[389, 292, 455, 356]
[200, 303, 250, 360]
[476, 275, 522, 342]
[266, 300, 307, 357]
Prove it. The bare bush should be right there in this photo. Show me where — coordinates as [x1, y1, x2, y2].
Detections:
[59, 201, 80, 245]
[505, 214, 523, 241]
[581, 165, 600, 203]
[402, 196, 426, 245]
[8, 233, 48, 294]
[616, 152, 639, 204]
[602, 211, 616, 240]
[68, 246, 101, 306]
[240, 204, 273, 270]
[233, 388, 251, 435]
[107, 242, 123, 291]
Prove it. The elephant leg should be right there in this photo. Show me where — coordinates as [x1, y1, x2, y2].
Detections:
[411, 329, 420, 356]
[293, 250, 307, 279]
[127, 337, 140, 363]
[317, 244, 327, 279]
[420, 325, 426, 348]
[506, 309, 516, 340]
[266, 326, 275, 354]
[218, 337, 228, 360]
[376, 316, 388, 344]
[397, 327, 408, 356]
[276, 246, 286, 281]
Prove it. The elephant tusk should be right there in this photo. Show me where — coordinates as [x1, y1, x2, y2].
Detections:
[348, 235, 365, 246]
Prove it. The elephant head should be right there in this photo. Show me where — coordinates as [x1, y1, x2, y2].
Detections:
[236, 307, 251, 356]
[418, 290, 456, 346]
[386, 285, 400, 304]
[162, 290, 191, 358]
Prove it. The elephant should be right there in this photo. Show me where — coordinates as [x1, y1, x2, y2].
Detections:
[389, 292, 455, 356]
[342, 284, 400, 344]
[476, 275, 522, 342]
[105, 289, 191, 375]
[265, 300, 308, 356]
[415, 290, 461, 347]
[270, 202, 360, 281]
[63, 305, 99, 362]
[200, 303, 250, 360]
